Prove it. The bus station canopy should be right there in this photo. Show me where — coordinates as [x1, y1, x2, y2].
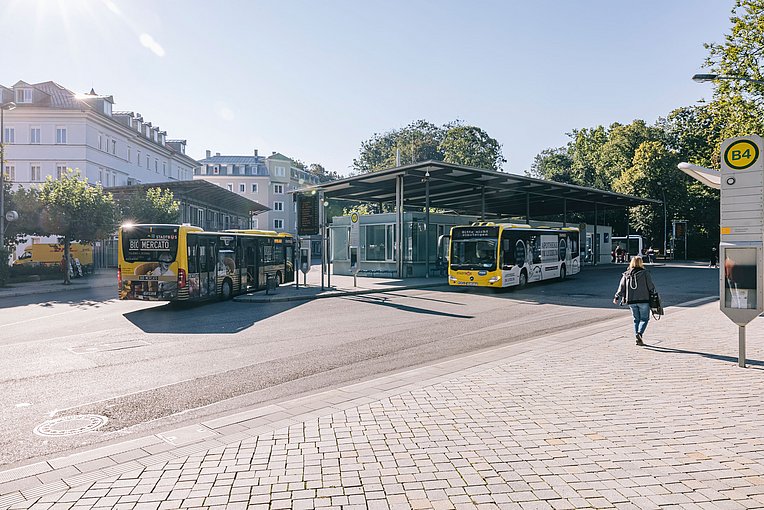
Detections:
[308, 161, 659, 218]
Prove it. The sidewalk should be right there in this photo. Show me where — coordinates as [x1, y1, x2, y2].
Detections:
[2, 299, 763, 509]
[0, 270, 115, 300]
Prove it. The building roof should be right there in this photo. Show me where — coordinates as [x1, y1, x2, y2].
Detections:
[199, 155, 264, 165]
[302, 161, 660, 218]
[108, 180, 269, 217]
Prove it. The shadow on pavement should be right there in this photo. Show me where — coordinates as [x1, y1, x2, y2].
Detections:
[645, 344, 764, 369]
[340, 294, 474, 319]
[123, 299, 305, 334]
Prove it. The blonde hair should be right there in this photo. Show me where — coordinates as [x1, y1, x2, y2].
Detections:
[629, 256, 644, 270]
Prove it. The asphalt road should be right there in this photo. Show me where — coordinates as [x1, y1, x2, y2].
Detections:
[0, 262, 717, 468]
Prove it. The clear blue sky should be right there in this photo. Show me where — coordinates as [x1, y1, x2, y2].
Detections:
[2, 0, 732, 176]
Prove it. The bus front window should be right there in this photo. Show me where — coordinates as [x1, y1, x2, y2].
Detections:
[121, 226, 180, 263]
[450, 239, 497, 270]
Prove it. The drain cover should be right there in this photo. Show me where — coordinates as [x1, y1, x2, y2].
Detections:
[34, 415, 108, 437]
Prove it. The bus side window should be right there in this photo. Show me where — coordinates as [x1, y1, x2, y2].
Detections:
[500, 233, 512, 269]
[198, 243, 207, 273]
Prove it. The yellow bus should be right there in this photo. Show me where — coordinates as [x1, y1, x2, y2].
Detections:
[118, 224, 295, 301]
[447, 223, 580, 289]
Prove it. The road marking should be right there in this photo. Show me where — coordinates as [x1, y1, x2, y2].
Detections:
[0, 309, 76, 328]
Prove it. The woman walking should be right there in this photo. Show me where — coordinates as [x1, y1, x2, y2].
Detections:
[613, 256, 657, 346]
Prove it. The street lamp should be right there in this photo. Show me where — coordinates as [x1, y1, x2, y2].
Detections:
[0, 101, 17, 253]
[656, 181, 667, 260]
[692, 73, 764, 86]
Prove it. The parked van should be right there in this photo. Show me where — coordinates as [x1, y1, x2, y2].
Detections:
[13, 243, 93, 267]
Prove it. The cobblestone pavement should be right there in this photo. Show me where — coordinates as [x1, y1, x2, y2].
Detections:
[2, 299, 764, 509]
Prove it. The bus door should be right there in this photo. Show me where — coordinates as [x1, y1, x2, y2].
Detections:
[259, 238, 274, 285]
[187, 236, 200, 299]
[242, 238, 257, 291]
[198, 237, 217, 298]
[284, 240, 295, 283]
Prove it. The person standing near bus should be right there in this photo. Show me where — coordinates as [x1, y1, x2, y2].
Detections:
[613, 256, 657, 346]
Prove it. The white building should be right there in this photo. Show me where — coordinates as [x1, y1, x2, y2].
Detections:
[0, 80, 197, 189]
[195, 150, 320, 234]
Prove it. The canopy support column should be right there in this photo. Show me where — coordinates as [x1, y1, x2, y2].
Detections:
[594, 202, 598, 266]
[563, 198, 567, 227]
[526, 193, 530, 223]
[481, 186, 486, 221]
[425, 173, 431, 278]
[396, 175, 404, 278]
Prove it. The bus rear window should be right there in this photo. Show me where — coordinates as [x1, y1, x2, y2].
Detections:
[122, 226, 179, 263]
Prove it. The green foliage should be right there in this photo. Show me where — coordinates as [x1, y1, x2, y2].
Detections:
[440, 125, 505, 171]
[353, 120, 505, 173]
[119, 187, 180, 224]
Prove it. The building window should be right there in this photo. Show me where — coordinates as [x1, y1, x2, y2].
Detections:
[98, 133, 103, 150]
[154, 159, 158, 172]
[56, 164, 67, 179]
[30, 127, 41, 144]
[274, 184, 284, 194]
[15, 88, 32, 103]
[275, 166, 286, 177]
[31, 164, 41, 182]
[251, 183, 258, 193]
[363, 224, 396, 262]
[98, 168, 103, 184]
[137, 150, 141, 166]
[146, 155, 149, 168]
[127, 147, 131, 162]
[3, 127, 14, 144]
[163, 162, 167, 176]
[273, 201, 284, 211]
[4, 165, 15, 182]
[239, 183, 245, 193]
[227, 183, 233, 192]
[251, 218, 258, 229]
[111, 139, 116, 154]
[56, 127, 67, 144]
[274, 219, 284, 230]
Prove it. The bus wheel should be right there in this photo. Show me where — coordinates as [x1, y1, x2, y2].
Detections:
[220, 279, 233, 300]
[518, 270, 528, 288]
[560, 264, 567, 280]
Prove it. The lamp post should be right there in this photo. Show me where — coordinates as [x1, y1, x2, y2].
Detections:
[656, 181, 667, 260]
[692, 73, 764, 86]
[0, 101, 17, 253]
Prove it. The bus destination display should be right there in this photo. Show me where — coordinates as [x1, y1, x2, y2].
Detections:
[452, 226, 499, 239]
[298, 193, 320, 235]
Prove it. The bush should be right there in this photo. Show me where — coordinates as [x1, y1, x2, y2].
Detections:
[8, 263, 64, 282]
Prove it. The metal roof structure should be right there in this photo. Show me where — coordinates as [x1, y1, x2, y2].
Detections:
[109, 179, 269, 217]
[307, 161, 658, 218]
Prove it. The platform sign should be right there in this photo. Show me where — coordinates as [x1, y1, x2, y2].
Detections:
[349, 212, 360, 248]
[719, 135, 764, 328]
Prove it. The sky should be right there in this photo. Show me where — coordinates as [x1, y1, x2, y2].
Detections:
[1, 0, 734, 177]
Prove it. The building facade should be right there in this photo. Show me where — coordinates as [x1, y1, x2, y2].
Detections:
[0, 80, 197, 189]
[194, 150, 320, 234]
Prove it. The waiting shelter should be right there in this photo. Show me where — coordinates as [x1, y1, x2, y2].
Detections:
[303, 161, 658, 278]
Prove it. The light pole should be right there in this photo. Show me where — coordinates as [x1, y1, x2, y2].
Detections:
[0, 101, 17, 253]
[692, 73, 764, 86]
[656, 181, 667, 260]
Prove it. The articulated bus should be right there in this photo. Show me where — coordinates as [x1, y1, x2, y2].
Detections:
[447, 223, 580, 289]
[118, 224, 295, 302]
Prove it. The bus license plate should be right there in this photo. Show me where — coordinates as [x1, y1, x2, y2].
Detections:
[458, 282, 478, 286]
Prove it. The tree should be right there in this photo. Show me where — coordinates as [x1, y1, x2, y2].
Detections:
[37, 170, 118, 284]
[119, 187, 180, 224]
[306, 163, 341, 183]
[440, 125, 505, 171]
[352, 120, 505, 173]
[529, 148, 574, 183]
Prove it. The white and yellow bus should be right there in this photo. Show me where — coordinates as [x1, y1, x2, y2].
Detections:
[118, 224, 295, 302]
[447, 223, 580, 288]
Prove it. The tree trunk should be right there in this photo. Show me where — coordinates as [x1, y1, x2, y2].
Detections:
[63, 236, 71, 285]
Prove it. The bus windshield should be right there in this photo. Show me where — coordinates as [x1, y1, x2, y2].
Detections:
[121, 225, 179, 263]
[450, 238, 497, 270]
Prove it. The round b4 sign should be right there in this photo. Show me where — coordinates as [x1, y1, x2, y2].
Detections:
[724, 139, 760, 170]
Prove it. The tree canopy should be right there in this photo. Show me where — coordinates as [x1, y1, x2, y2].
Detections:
[353, 120, 505, 173]
[118, 187, 180, 224]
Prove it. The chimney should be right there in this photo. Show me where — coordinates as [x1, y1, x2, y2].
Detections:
[215, 152, 221, 157]
[254, 149, 258, 156]
[206, 150, 211, 158]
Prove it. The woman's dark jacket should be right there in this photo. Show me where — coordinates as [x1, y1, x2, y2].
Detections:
[615, 267, 656, 304]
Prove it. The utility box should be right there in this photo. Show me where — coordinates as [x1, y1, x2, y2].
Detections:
[300, 245, 311, 274]
[719, 135, 764, 325]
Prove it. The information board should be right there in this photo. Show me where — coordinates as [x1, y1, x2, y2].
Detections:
[297, 193, 320, 236]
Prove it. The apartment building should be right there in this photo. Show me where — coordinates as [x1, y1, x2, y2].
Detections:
[195, 150, 320, 234]
[0, 80, 197, 189]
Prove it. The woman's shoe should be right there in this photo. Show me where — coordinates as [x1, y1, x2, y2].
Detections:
[636, 333, 644, 346]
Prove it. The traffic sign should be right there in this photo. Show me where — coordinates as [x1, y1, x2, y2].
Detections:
[724, 139, 760, 170]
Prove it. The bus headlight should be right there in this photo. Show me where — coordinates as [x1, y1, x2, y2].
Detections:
[448, 275, 457, 282]
[488, 276, 501, 284]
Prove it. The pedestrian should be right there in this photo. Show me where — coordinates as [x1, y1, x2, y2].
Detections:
[647, 246, 655, 264]
[613, 256, 657, 346]
[709, 247, 718, 268]
[615, 245, 623, 263]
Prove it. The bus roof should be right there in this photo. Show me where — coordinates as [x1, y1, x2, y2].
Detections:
[465, 222, 579, 232]
[224, 229, 293, 238]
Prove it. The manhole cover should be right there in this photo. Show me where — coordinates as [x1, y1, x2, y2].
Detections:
[34, 415, 108, 437]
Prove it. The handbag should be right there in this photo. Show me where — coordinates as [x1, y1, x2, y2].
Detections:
[649, 291, 663, 319]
